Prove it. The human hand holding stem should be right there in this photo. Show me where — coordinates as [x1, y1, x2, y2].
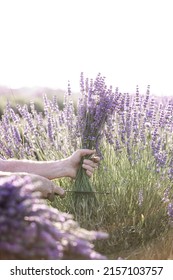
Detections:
[67, 149, 100, 179]
[35, 149, 99, 199]
[36, 149, 100, 199]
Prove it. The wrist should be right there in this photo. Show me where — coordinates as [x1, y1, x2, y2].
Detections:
[52, 158, 70, 179]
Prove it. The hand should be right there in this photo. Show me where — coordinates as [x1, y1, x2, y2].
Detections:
[0, 171, 65, 201]
[29, 174, 66, 201]
[67, 149, 100, 179]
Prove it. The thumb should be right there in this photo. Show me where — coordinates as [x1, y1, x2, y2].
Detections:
[52, 185, 66, 198]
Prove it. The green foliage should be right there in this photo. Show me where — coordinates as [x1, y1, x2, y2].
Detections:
[52, 143, 169, 257]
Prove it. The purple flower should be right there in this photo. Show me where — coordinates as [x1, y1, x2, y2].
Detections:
[77, 73, 116, 155]
[0, 175, 108, 260]
[167, 203, 173, 219]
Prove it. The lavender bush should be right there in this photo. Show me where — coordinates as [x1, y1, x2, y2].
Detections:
[0, 175, 108, 260]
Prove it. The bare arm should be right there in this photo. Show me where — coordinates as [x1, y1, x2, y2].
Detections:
[0, 149, 100, 180]
[0, 149, 99, 201]
[0, 158, 69, 180]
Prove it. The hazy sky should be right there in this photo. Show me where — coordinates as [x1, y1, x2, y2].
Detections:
[0, 0, 173, 95]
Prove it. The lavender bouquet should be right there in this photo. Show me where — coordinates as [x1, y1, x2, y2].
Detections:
[72, 73, 116, 217]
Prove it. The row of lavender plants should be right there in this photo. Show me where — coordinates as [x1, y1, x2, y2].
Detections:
[1, 73, 173, 258]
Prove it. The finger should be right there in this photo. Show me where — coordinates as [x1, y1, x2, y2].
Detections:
[47, 187, 66, 201]
[83, 159, 98, 168]
[53, 185, 66, 198]
[82, 163, 95, 173]
[90, 156, 100, 163]
[78, 149, 96, 157]
[86, 170, 92, 177]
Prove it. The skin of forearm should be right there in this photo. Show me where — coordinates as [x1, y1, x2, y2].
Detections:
[0, 158, 70, 180]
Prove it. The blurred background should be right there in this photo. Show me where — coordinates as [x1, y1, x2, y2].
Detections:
[0, 0, 173, 98]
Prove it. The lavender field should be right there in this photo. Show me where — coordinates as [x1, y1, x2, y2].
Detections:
[1, 73, 173, 259]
